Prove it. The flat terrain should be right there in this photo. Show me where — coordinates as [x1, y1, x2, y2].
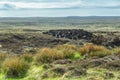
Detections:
[0, 16, 120, 31]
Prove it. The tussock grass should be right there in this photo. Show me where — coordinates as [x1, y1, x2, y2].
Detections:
[34, 48, 64, 63]
[0, 53, 7, 62]
[20, 53, 33, 63]
[2, 57, 30, 78]
[56, 44, 77, 58]
[79, 43, 111, 57]
[34, 44, 80, 64]
[0, 43, 120, 79]
[56, 44, 77, 51]
[0, 53, 8, 68]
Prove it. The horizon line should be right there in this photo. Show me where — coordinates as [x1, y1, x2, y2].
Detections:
[1, 16, 120, 18]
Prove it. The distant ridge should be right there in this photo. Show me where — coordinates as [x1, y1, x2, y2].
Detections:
[66, 16, 120, 18]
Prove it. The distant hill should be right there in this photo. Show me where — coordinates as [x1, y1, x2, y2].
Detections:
[66, 16, 120, 18]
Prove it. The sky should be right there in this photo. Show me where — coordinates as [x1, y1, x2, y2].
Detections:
[0, 0, 120, 17]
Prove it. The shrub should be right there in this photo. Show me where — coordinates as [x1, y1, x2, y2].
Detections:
[2, 57, 30, 78]
[79, 43, 111, 57]
[20, 53, 33, 63]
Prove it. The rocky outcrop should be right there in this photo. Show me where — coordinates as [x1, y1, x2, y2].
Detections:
[43, 29, 94, 40]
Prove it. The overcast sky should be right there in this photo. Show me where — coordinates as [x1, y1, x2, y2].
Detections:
[0, 0, 120, 17]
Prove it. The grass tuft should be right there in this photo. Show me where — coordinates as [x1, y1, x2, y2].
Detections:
[2, 57, 30, 78]
[0, 53, 7, 62]
[20, 53, 33, 63]
[79, 43, 111, 58]
[34, 48, 64, 64]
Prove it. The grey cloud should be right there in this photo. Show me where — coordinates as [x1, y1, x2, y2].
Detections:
[0, 0, 120, 10]
[0, 4, 16, 10]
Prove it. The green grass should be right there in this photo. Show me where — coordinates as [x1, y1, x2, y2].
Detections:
[0, 44, 120, 80]
[0, 66, 120, 80]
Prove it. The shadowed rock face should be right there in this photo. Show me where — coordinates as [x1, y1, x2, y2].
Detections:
[43, 29, 94, 40]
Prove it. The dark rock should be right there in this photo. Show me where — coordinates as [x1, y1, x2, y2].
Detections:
[43, 29, 94, 40]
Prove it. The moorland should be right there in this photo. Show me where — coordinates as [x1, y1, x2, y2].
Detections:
[0, 16, 120, 80]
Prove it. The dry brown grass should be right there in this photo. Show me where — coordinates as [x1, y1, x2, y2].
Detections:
[20, 53, 33, 62]
[56, 44, 77, 58]
[34, 48, 64, 63]
[35, 43, 113, 63]
[34, 45, 78, 63]
[0, 53, 7, 61]
[79, 43, 111, 57]
[2, 57, 30, 78]
[56, 44, 77, 50]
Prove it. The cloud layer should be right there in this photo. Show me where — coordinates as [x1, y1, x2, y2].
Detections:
[0, 0, 120, 17]
[0, 0, 120, 10]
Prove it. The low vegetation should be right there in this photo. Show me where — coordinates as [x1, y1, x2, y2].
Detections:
[34, 48, 64, 63]
[20, 53, 33, 63]
[2, 57, 30, 78]
[0, 53, 7, 62]
[79, 43, 112, 58]
[0, 43, 120, 80]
